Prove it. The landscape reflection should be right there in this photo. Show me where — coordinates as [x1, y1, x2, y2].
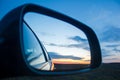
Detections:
[24, 12, 91, 71]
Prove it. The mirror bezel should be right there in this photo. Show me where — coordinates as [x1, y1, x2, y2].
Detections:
[21, 3, 102, 72]
[0, 3, 102, 78]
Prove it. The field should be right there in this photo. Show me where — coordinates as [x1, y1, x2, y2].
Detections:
[2, 63, 120, 80]
[54, 63, 89, 71]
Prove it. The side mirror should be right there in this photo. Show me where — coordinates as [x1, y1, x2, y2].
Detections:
[23, 12, 92, 71]
[0, 4, 101, 78]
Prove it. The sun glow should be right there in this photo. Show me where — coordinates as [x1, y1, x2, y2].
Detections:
[52, 59, 90, 64]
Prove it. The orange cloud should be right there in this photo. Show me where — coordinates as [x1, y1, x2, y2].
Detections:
[52, 59, 90, 64]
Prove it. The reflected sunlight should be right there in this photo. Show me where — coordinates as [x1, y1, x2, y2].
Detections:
[24, 12, 91, 66]
[52, 59, 90, 64]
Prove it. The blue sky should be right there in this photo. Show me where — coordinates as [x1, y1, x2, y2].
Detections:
[0, 0, 120, 63]
[24, 12, 91, 63]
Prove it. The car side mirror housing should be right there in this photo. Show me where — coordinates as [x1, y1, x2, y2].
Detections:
[0, 4, 102, 78]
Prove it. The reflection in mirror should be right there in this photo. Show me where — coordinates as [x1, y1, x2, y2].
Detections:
[23, 22, 53, 71]
[23, 12, 91, 71]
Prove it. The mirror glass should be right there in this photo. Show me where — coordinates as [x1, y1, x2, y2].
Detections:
[23, 12, 91, 71]
[23, 23, 53, 71]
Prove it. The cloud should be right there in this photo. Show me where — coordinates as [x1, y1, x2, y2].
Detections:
[106, 44, 120, 48]
[104, 58, 118, 60]
[101, 49, 112, 58]
[48, 52, 83, 60]
[66, 44, 90, 51]
[45, 35, 90, 51]
[101, 26, 120, 42]
[48, 43, 58, 46]
[113, 48, 120, 53]
[45, 43, 63, 47]
[46, 42, 90, 51]
[101, 41, 120, 60]
[104, 43, 120, 53]
[40, 32, 55, 36]
[68, 36, 87, 42]
[99, 26, 120, 63]
[67, 36, 90, 50]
